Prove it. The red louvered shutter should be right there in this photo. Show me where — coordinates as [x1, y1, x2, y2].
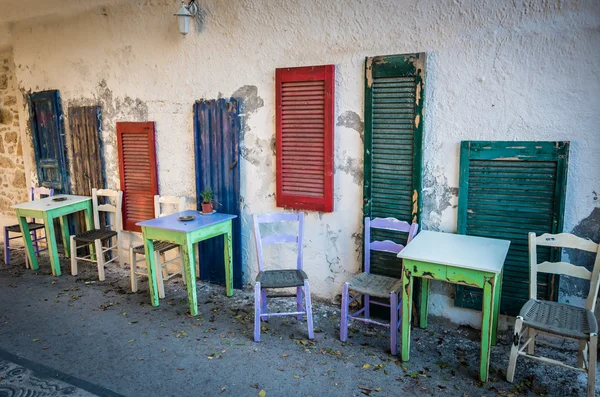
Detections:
[276, 65, 335, 212]
[116, 122, 158, 232]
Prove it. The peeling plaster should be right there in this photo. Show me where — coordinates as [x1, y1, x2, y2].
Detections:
[336, 110, 364, 143]
[561, 207, 600, 300]
[421, 164, 458, 231]
[335, 150, 363, 186]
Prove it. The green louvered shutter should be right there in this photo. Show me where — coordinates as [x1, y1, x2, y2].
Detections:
[363, 53, 425, 278]
[455, 141, 569, 316]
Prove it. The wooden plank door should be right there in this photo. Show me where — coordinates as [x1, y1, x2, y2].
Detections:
[194, 99, 241, 289]
[68, 106, 105, 234]
[29, 90, 70, 193]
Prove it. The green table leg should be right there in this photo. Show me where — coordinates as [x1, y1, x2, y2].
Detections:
[419, 278, 430, 328]
[224, 221, 233, 297]
[479, 275, 495, 382]
[401, 268, 413, 361]
[182, 235, 199, 316]
[59, 216, 70, 258]
[491, 272, 502, 346]
[42, 213, 61, 276]
[143, 235, 159, 307]
[16, 215, 38, 270]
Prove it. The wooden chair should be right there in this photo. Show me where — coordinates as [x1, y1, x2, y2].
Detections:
[507, 232, 600, 397]
[340, 217, 418, 355]
[252, 212, 313, 342]
[130, 195, 186, 299]
[70, 189, 123, 281]
[3, 187, 54, 268]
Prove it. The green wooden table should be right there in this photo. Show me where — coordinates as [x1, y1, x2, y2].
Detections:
[397, 230, 510, 382]
[12, 195, 94, 276]
[137, 210, 237, 316]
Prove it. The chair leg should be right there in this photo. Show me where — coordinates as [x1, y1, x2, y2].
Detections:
[261, 289, 268, 322]
[70, 236, 77, 276]
[527, 328, 536, 355]
[31, 230, 39, 256]
[3, 227, 10, 265]
[587, 334, 597, 397]
[95, 239, 105, 281]
[364, 295, 370, 320]
[390, 291, 398, 355]
[506, 316, 523, 382]
[130, 249, 138, 293]
[340, 282, 349, 342]
[304, 279, 314, 340]
[254, 282, 261, 342]
[160, 253, 168, 279]
[156, 251, 165, 299]
[578, 340, 588, 369]
[296, 286, 303, 320]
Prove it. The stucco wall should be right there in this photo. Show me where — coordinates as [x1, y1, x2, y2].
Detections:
[5, 0, 600, 328]
[0, 50, 27, 217]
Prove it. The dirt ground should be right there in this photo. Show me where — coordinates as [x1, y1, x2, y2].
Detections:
[0, 250, 595, 397]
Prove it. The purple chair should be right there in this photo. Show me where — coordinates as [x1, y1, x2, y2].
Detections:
[3, 187, 54, 268]
[252, 212, 314, 342]
[340, 217, 418, 355]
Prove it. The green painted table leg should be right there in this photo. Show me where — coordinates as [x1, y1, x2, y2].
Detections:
[43, 213, 61, 276]
[479, 275, 495, 382]
[491, 272, 502, 346]
[224, 222, 233, 297]
[16, 215, 38, 270]
[420, 278, 430, 328]
[59, 216, 70, 258]
[401, 268, 413, 361]
[182, 235, 199, 316]
[143, 235, 159, 307]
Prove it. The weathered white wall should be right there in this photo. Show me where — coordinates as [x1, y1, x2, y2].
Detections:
[5, 0, 600, 328]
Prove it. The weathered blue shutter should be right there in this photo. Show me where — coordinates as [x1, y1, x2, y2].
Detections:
[29, 90, 69, 193]
[455, 141, 569, 316]
[194, 99, 242, 288]
[363, 53, 425, 278]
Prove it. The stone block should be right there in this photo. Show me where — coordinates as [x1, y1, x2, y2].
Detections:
[0, 156, 14, 168]
[12, 169, 25, 188]
[5, 131, 17, 143]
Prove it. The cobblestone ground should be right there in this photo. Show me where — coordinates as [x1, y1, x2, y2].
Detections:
[0, 250, 595, 397]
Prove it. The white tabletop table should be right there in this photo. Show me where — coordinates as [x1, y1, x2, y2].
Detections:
[397, 230, 510, 382]
[12, 195, 94, 276]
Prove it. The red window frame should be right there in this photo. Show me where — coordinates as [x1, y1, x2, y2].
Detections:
[116, 121, 158, 232]
[276, 64, 335, 212]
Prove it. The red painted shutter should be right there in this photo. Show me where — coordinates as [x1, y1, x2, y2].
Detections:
[276, 65, 335, 212]
[117, 122, 158, 232]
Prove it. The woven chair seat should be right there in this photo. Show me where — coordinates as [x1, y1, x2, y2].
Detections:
[347, 273, 403, 298]
[256, 269, 308, 288]
[132, 240, 179, 254]
[5, 223, 45, 233]
[73, 228, 117, 243]
[520, 299, 598, 340]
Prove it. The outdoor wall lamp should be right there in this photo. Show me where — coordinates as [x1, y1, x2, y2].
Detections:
[175, 0, 198, 35]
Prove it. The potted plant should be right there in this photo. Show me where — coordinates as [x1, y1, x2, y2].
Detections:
[200, 187, 214, 214]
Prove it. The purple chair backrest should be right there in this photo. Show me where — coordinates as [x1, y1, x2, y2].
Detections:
[30, 187, 54, 201]
[253, 212, 305, 272]
[364, 217, 418, 274]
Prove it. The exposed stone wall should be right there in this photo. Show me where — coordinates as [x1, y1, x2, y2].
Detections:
[0, 50, 26, 216]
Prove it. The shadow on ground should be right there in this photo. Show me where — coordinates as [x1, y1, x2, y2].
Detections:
[0, 250, 594, 396]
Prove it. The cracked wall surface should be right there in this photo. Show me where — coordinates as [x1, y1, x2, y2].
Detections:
[3, 0, 599, 316]
[0, 50, 26, 216]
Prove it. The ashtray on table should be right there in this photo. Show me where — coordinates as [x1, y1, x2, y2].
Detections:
[178, 215, 195, 222]
[52, 197, 68, 202]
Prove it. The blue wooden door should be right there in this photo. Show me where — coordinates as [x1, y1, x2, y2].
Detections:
[29, 90, 70, 193]
[194, 99, 242, 288]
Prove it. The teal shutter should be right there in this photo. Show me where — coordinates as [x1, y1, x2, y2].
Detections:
[455, 141, 569, 316]
[363, 53, 425, 278]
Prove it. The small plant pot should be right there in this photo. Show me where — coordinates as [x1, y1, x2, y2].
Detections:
[201, 202, 214, 214]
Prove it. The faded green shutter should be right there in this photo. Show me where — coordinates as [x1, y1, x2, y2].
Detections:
[363, 53, 425, 278]
[455, 141, 569, 316]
